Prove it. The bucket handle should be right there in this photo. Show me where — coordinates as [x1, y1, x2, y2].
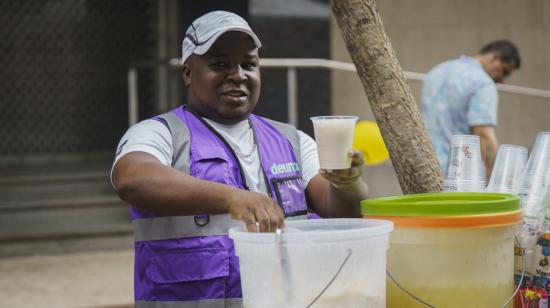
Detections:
[276, 228, 294, 303]
[500, 236, 525, 308]
[305, 249, 353, 308]
[387, 235, 526, 308]
[387, 270, 436, 307]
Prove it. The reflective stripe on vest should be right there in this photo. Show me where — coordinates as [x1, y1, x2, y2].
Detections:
[135, 298, 243, 308]
[133, 213, 308, 242]
[156, 111, 191, 173]
[133, 214, 242, 242]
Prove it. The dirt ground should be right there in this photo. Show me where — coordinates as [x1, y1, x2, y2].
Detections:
[0, 249, 134, 308]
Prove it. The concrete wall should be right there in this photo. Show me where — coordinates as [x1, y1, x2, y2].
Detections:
[331, 0, 550, 198]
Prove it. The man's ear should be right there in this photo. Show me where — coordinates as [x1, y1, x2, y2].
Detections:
[182, 64, 191, 87]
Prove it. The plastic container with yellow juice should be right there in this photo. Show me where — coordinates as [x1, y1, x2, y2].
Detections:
[362, 192, 522, 308]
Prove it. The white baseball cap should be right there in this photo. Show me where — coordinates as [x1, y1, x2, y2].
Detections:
[181, 11, 262, 64]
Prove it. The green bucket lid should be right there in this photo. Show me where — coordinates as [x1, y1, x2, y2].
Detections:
[361, 192, 520, 217]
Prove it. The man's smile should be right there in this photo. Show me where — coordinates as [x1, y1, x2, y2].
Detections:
[221, 88, 249, 104]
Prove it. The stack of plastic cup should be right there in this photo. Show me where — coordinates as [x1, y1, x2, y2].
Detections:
[486, 144, 528, 194]
[515, 132, 550, 251]
[518, 132, 550, 205]
[443, 135, 486, 192]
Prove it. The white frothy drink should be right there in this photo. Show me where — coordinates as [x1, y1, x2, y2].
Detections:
[311, 116, 358, 170]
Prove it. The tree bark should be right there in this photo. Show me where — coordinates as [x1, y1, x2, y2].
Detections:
[331, 0, 442, 194]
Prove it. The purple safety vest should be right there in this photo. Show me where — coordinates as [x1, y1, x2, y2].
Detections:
[131, 106, 308, 308]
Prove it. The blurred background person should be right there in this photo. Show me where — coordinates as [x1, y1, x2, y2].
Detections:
[421, 40, 521, 178]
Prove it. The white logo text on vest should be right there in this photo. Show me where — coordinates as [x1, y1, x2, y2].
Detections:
[270, 162, 300, 175]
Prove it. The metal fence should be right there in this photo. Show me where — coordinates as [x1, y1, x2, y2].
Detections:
[0, 0, 158, 157]
[128, 58, 550, 128]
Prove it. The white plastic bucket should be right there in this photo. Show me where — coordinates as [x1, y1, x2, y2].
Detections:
[229, 218, 393, 308]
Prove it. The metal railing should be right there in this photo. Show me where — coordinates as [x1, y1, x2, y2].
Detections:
[128, 58, 550, 127]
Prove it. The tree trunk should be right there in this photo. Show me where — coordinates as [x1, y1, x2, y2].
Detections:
[331, 0, 442, 194]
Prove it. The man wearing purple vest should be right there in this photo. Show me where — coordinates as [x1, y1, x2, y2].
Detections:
[112, 10, 369, 308]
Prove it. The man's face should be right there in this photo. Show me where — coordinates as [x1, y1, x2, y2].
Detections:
[183, 31, 260, 124]
[484, 53, 516, 83]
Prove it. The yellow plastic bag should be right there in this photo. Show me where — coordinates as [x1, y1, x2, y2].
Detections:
[353, 120, 389, 166]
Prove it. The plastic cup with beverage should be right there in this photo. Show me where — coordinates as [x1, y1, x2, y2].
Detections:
[310, 116, 358, 170]
[486, 144, 528, 194]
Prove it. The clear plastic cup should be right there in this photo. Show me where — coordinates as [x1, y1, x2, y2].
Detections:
[518, 132, 550, 204]
[518, 173, 550, 207]
[442, 179, 486, 192]
[523, 132, 550, 176]
[514, 132, 550, 252]
[486, 144, 528, 194]
[444, 135, 486, 182]
[310, 116, 358, 170]
[517, 205, 545, 250]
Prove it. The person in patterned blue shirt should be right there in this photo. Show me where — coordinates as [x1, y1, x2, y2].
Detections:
[421, 40, 521, 178]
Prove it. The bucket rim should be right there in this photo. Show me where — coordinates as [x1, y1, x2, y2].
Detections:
[364, 209, 522, 228]
[361, 192, 520, 217]
[228, 218, 393, 243]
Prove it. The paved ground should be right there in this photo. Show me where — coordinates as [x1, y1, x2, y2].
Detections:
[0, 249, 134, 308]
